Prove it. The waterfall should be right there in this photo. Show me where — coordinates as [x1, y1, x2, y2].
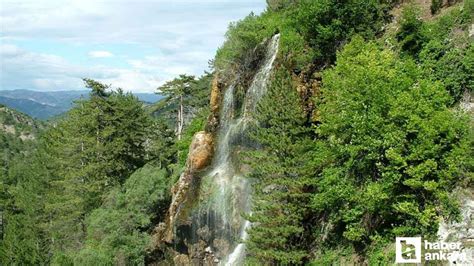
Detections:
[179, 34, 280, 265]
[220, 34, 280, 265]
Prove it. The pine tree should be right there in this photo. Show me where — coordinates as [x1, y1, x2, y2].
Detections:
[157, 74, 196, 140]
[0, 153, 49, 265]
[245, 68, 314, 264]
[43, 79, 154, 256]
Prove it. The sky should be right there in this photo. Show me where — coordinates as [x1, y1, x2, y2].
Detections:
[0, 0, 266, 93]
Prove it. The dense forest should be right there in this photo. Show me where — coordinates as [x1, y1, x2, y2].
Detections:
[1, 0, 472, 265]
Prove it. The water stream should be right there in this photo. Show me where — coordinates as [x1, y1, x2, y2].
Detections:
[180, 34, 279, 265]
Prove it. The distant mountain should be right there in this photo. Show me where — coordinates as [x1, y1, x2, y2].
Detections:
[0, 90, 164, 120]
[134, 93, 164, 103]
[0, 96, 67, 120]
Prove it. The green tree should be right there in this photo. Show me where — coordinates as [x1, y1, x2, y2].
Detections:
[313, 37, 471, 248]
[245, 68, 314, 264]
[430, 0, 443, 14]
[75, 163, 171, 265]
[0, 153, 49, 265]
[44, 79, 154, 255]
[158, 74, 196, 140]
[396, 5, 426, 57]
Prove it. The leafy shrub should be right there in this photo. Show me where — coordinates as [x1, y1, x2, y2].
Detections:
[431, 0, 443, 14]
[78, 164, 171, 264]
[315, 36, 471, 247]
[214, 0, 393, 73]
[396, 5, 426, 57]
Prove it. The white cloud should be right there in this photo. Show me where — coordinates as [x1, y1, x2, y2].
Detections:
[88, 50, 114, 58]
[0, 44, 161, 92]
[0, 0, 266, 92]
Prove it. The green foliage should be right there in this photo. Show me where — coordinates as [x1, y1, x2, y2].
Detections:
[74, 248, 113, 266]
[214, 13, 271, 72]
[0, 153, 49, 264]
[50, 252, 74, 266]
[420, 41, 473, 103]
[174, 108, 209, 166]
[77, 164, 170, 265]
[158, 74, 195, 102]
[365, 235, 395, 266]
[0, 106, 41, 177]
[214, 0, 392, 73]
[396, 3, 473, 101]
[0, 107, 47, 264]
[42, 80, 156, 254]
[315, 36, 471, 247]
[266, 0, 297, 11]
[431, 0, 443, 14]
[396, 5, 425, 57]
[309, 246, 355, 266]
[155, 73, 211, 140]
[245, 68, 314, 264]
[2, 1, 473, 265]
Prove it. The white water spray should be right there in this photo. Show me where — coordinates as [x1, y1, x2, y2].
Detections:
[217, 34, 280, 265]
[179, 34, 279, 265]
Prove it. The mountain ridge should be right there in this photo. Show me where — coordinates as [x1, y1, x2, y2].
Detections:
[0, 89, 164, 119]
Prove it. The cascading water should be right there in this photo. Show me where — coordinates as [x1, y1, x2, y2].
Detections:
[178, 34, 280, 265]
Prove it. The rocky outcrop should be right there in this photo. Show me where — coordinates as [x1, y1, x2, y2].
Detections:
[206, 75, 224, 134]
[291, 68, 322, 123]
[173, 254, 191, 266]
[437, 189, 474, 266]
[187, 132, 214, 171]
[153, 131, 214, 245]
[436, 91, 473, 265]
[151, 35, 281, 264]
[210, 76, 221, 115]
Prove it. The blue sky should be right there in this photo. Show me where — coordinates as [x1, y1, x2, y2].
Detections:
[0, 0, 266, 93]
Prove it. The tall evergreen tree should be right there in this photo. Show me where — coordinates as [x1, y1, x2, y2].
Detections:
[43, 79, 154, 256]
[158, 74, 196, 140]
[245, 68, 314, 264]
[0, 153, 49, 265]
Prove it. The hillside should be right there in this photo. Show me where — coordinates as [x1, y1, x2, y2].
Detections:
[0, 0, 472, 265]
[151, 0, 473, 265]
[0, 104, 42, 170]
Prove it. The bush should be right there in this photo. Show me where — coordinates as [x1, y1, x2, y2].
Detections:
[77, 164, 171, 265]
[74, 248, 113, 266]
[214, 13, 273, 72]
[396, 5, 426, 57]
[431, 0, 443, 14]
[214, 0, 392, 73]
[315, 36, 471, 247]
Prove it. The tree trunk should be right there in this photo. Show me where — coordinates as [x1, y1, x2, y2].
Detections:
[177, 95, 184, 140]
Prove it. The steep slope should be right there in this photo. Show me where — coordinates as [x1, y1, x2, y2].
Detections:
[0, 104, 42, 171]
[153, 35, 280, 265]
[0, 105, 42, 241]
[151, 1, 472, 265]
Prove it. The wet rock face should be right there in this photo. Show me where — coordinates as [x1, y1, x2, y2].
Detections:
[152, 131, 214, 245]
[152, 34, 281, 264]
[187, 131, 214, 171]
[207, 76, 224, 134]
[210, 76, 221, 114]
